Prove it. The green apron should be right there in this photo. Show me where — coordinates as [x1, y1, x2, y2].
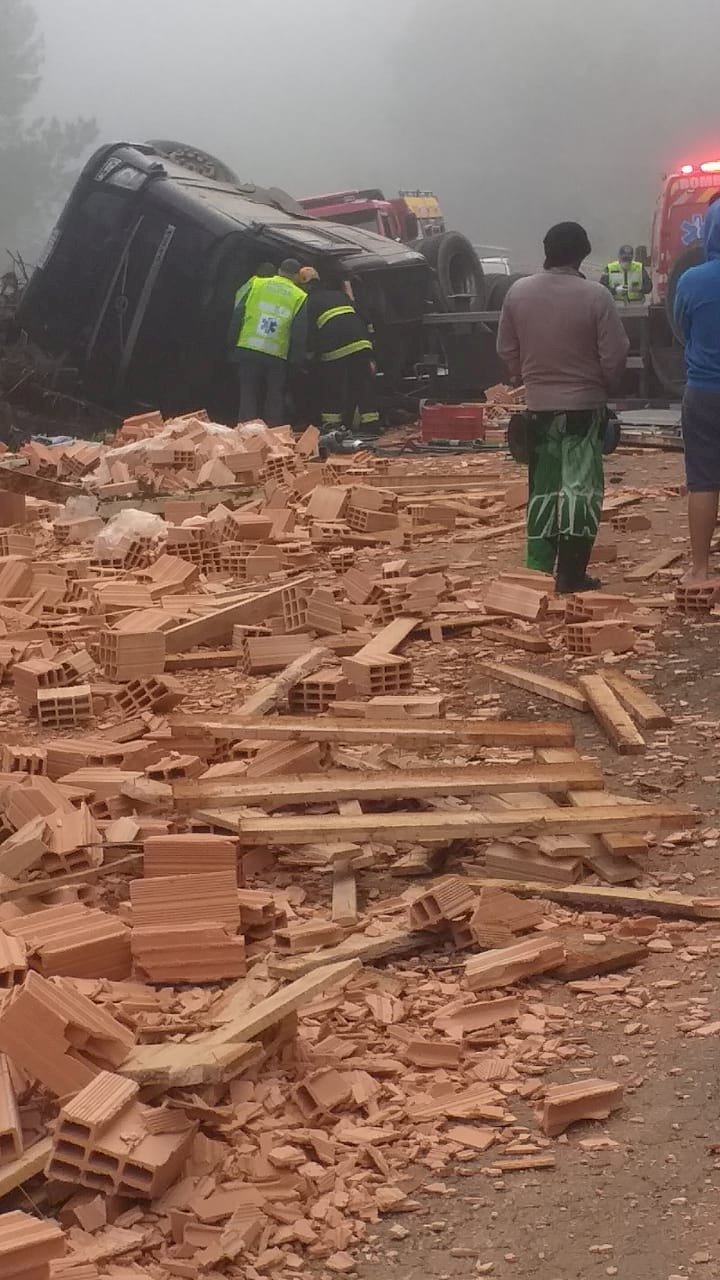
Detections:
[526, 407, 606, 583]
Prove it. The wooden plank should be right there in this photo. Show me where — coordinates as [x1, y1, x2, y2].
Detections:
[0, 466, 82, 501]
[237, 646, 331, 716]
[481, 625, 552, 653]
[533, 753, 644, 885]
[359, 616, 420, 657]
[624, 548, 683, 582]
[460, 876, 720, 920]
[478, 661, 587, 712]
[121, 959, 359, 1085]
[566, 789, 649, 861]
[119, 1039, 263, 1088]
[577, 674, 646, 754]
[164, 714, 576, 750]
[165, 649, 246, 671]
[164, 577, 311, 652]
[0, 852, 142, 903]
[551, 927, 647, 980]
[0, 1136, 53, 1199]
[413, 614, 500, 637]
[331, 861, 358, 927]
[236, 801, 695, 846]
[602, 671, 672, 729]
[268, 932, 436, 980]
[470, 519, 526, 542]
[218, 958, 360, 1042]
[172, 760, 604, 812]
[577, 836, 641, 884]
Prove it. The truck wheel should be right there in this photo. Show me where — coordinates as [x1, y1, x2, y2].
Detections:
[666, 244, 704, 340]
[412, 232, 487, 310]
[485, 272, 524, 310]
[146, 139, 240, 184]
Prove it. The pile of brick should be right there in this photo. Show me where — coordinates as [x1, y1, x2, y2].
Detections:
[0, 414, 704, 1277]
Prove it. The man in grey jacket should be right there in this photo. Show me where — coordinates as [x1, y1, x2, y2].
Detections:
[497, 222, 629, 592]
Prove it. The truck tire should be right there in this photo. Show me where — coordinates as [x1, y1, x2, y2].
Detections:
[485, 272, 524, 310]
[666, 244, 704, 340]
[413, 232, 487, 310]
[146, 140, 240, 184]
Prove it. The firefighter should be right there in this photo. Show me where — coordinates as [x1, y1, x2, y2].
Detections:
[229, 258, 307, 425]
[298, 267, 380, 438]
[601, 246, 652, 304]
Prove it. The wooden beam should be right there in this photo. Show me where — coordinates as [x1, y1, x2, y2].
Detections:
[0, 852, 142, 903]
[164, 577, 311, 652]
[602, 671, 672, 729]
[0, 466, 82, 501]
[461, 876, 720, 921]
[235, 801, 696, 846]
[237, 646, 332, 716]
[551, 927, 647, 980]
[578, 674, 646, 754]
[359, 616, 420, 657]
[413, 614, 501, 637]
[0, 1136, 53, 1198]
[478, 661, 588, 712]
[481, 626, 552, 653]
[566, 788, 649, 862]
[165, 649, 247, 671]
[172, 760, 604, 812]
[164, 714, 576, 750]
[267, 932, 436, 980]
[624, 548, 683, 582]
[331, 861, 358, 927]
[119, 1039, 263, 1088]
[121, 959, 359, 1085]
[219, 958, 360, 1042]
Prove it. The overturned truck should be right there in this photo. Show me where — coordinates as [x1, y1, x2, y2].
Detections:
[18, 142, 501, 426]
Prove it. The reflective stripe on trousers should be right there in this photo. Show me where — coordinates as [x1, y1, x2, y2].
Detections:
[320, 339, 373, 362]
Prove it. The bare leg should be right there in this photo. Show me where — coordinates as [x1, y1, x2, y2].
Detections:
[684, 491, 719, 582]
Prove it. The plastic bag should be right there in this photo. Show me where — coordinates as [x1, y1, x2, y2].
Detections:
[93, 507, 167, 557]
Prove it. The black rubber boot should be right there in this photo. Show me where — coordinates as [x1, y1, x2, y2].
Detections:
[555, 540, 600, 594]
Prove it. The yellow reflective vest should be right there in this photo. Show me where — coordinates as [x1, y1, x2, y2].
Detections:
[606, 260, 645, 303]
[235, 274, 307, 359]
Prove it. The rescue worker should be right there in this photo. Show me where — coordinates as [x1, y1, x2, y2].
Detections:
[229, 258, 307, 425]
[497, 222, 629, 593]
[297, 266, 380, 438]
[232, 260, 275, 311]
[601, 246, 652, 304]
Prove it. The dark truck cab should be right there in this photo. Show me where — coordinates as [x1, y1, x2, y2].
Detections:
[18, 142, 431, 422]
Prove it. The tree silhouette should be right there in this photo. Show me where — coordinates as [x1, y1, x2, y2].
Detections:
[0, 0, 97, 261]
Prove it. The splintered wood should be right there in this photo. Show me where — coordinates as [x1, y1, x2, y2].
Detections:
[0, 413, 702, 1275]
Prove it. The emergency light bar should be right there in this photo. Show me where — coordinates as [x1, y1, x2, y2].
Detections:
[678, 161, 720, 175]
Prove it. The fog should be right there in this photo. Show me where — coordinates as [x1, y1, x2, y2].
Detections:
[28, 0, 720, 270]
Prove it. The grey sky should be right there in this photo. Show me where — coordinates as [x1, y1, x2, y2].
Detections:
[30, 0, 720, 268]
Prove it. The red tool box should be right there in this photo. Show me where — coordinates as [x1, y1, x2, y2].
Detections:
[420, 402, 485, 442]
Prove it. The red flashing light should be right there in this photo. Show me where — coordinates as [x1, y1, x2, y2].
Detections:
[701, 160, 720, 173]
[680, 164, 695, 174]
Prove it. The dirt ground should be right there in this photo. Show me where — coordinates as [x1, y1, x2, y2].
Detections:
[3, 444, 719, 1280]
[348, 445, 720, 1280]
